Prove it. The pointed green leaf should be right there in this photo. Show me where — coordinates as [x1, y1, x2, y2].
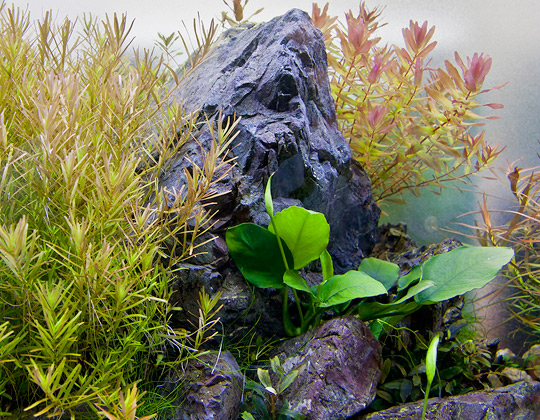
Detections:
[320, 249, 333, 283]
[270, 356, 281, 374]
[393, 281, 435, 304]
[426, 334, 441, 384]
[358, 258, 400, 291]
[278, 369, 299, 393]
[257, 368, 272, 389]
[226, 223, 292, 289]
[356, 300, 421, 321]
[265, 386, 277, 395]
[415, 246, 514, 303]
[265, 175, 274, 218]
[317, 270, 387, 307]
[269, 206, 329, 270]
[283, 270, 312, 293]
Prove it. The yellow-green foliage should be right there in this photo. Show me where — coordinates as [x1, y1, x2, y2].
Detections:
[312, 2, 503, 205]
[0, 4, 234, 418]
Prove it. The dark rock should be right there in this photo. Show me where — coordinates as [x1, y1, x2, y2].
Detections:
[165, 8, 380, 338]
[270, 316, 381, 420]
[357, 380, 540, 420]
[164, 8, 380, 272]
[160, 350, 243, 420]
[170, 265, 286, 337]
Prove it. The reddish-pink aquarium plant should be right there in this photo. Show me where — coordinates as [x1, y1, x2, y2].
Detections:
[312, 2, 504, 205]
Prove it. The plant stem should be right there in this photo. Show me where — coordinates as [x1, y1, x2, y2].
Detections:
[281, 286, 301, 336]
[270, 216, 306, 330]
[421, 381, 431, 420]
[292, 288, 304, 325]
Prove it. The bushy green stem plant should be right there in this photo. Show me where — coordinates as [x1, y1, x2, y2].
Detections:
[0, 4, 234, 417]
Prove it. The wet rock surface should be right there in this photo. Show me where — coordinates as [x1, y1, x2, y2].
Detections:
[166, 10, 379, 274]
[357, 380, 540, 420]
[166, 8, 380, 337]
[270, 316, 381, 420]
[160, 350, 243, 420]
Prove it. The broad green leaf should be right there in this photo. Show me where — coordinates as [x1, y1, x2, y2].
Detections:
[369, 319, 384, 339]
[317, 270, 387, 307]
[398, 264, 422, 291]
[265, 174, 274, 217]
[320, 249, 333, 283]
[415, 246, 514, 303]
[283, 270, 312, 293]
[226, 223, 292, 289]
[356, 300, 422, 321]
[241, 412, 256, 420]
[358, 258, 400, 291]
[269, 206, 330, 270]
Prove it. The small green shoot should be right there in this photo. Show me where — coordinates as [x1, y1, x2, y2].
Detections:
[422, 333, 440, 420]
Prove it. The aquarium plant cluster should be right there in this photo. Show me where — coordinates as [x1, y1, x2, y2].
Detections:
[0, 0, 533, 418]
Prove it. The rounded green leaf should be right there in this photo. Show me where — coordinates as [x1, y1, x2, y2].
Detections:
[415, 246, 514, 303]
[226, 223, 292, 289]
[317, 270, 387, 307]
[269, 206, 330, 270]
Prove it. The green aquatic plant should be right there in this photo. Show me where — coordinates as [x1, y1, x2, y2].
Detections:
[241, 356, 305, 420]
[457, 165, 540, 341]
[226, 176, 514, 336]
[422, 333, 440, 420]
[311, 2, 503, 205]
[0, 5, 233, 418]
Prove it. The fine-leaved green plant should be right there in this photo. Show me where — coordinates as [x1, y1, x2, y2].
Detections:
[0, 4, 233, 417]
[457, 165, 540, 341]
[226, 176, 514, 336]
[311, 2, 503, 205]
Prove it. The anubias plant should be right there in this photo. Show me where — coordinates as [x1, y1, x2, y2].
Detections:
[226, 176, 513, 337]
[0, 4, 233, 418]
[311, 2, 504, 204]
